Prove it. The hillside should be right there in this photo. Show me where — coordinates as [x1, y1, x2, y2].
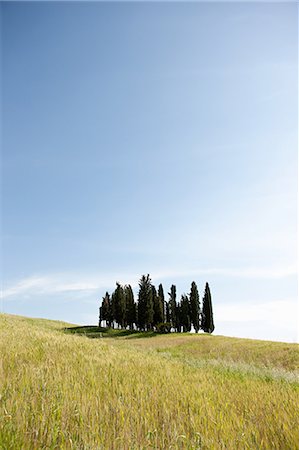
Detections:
[1, 314, 298, 449]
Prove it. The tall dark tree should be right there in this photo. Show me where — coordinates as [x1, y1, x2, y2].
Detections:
[152, 285, 164, 327]
[124, 284, 136, 330]
[100, 292, 112, 327]
[201, 282, 215, 333]
[111, 291, 116, 328]
[190, 281, 200, 333]
[180, 294, 191, 332]
[145, 277, 154, 330]
[168, 285, 177, 331]
[176, 301, 182, 332]
[137, 274, 153, 331]
[158, 283, 165, 322]
[114, 283, 126, 328]
[165, 301, 170, 324]
[99, 305, 102, 327]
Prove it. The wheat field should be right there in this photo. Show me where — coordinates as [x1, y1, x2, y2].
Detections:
[1, 313, 298, 449]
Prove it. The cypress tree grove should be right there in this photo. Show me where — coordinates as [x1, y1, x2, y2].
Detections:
[189, 281, 200, 333]
[98, 275, 214, 333]
[202, 282, 215, 333]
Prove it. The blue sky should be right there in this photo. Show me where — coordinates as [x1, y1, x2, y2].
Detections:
[1, 2, 298, 342]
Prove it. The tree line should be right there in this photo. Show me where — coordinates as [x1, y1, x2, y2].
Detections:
[99, 274, 214, 333]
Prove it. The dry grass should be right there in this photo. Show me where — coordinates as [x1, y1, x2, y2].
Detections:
[124, 333, 299, 370]
[1, 313, 298, 449]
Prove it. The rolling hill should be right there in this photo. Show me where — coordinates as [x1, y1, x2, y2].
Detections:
[1, 313, 298, 449]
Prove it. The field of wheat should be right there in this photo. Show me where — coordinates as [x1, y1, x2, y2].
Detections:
[0, 313, 298, 449]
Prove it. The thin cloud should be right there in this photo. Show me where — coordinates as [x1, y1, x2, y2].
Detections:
[2, 275, 106, 300]
[2, 264, 297, 300]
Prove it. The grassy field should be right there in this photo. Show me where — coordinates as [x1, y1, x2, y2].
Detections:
[1, 314, 298, 449]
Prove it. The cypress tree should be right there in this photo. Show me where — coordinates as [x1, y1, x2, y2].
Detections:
[99, 305, 102, 327]
[202, 282, 215, 333]
[151, 285, 157, 326]
[168, 284, 177, 331]
[158, 283, 165, 322]
[100, 292, 111, 327]
[165, 301, 170, 324]
[114, 283, 126, 329]
[152, 285, 164, 327]
[176, 301, 182, 332]
[180, 294, 191, 332]
[190, 281, 200, 333]
[125, 284, 136, 330]
[107, 292, 113, 327]
[112, 285, 120, 328]
[137, 274, 153, 331]
[111, 290, 116, 328]
[145, 277, 154, 330]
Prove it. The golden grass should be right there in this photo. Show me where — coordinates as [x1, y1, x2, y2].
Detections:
[123, 333, 299, 370]
[1, 313, 298, 449]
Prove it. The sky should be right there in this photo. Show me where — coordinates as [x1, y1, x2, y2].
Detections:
[1, 1, 298, 343]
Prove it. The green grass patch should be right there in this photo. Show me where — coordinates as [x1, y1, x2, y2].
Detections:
[64, 325, 157, 339]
